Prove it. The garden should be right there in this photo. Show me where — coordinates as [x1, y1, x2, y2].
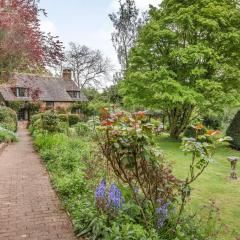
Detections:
[1, 0, 240, 239]
[27, 107, 240, 240]
[0, 106, 17, 144]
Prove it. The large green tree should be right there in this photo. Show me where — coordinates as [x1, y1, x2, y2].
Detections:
[121, 0, 240, 138]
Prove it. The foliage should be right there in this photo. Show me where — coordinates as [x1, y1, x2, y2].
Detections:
[179, 125, 230, 224]
[0, 0, 63, 74]
[101, 84, 123, 105]
[30, 111, 82, 133]
[97, 108, 180, 226]
[74, 122, 91, 137]
[88, 100, 111, 116]
[30, 111, 222, 240]
[226, 110, 240, 149]
[0, 106, 17, 132]
[7, 101, 40, 116]
[109, 0, 143, 71]
[42, 111, 60, 133]
[58, 114, 69, 123]
[203, 115, 222, 130]
[68, 114, 80, 126]
[70, 102, 93, 118]
[7, 101, 23, 112]
[55, 106, 67, 114]
[106, 223, 159, 240]
[184, 125, 206, 138]
[0, 126, 17, 143]
[121, 0, 240, 138]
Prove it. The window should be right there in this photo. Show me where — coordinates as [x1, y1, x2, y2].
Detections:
[68, 91, 80, 98]
[72, 108, 81, 114]
[16, 87, 29, 97]
[46, 101, 54, 108]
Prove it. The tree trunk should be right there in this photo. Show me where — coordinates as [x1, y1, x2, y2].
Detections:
[168, 105, 194, 139]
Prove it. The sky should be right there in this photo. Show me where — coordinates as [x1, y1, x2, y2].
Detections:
[40, 0, 161, 69]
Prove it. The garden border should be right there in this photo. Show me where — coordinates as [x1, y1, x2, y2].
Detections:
[0, 142, 8, 156]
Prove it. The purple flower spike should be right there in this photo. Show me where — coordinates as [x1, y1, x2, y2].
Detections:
[156, 202, 170, 229]
[95, 179, 106, 201]
[107, 184, 124, 210]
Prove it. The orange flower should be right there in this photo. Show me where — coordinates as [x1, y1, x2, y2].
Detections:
[193, 124, 205, 130]
[206, 130, 221, 136]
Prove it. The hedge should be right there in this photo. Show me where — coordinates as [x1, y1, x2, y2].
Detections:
[226, 111, 240, 149]
[0, 106, 17, 132]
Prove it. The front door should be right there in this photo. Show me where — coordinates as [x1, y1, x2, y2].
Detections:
[18, 109, 29, 121]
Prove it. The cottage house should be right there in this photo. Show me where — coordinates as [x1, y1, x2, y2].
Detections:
[0, 69, 88, 120]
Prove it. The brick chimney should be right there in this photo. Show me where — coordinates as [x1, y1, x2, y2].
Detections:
[62, 69, 72, 80]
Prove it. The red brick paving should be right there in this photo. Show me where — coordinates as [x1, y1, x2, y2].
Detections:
[0, 126, 77, 240]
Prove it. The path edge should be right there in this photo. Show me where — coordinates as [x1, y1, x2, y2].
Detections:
[0, 142, 8, 156]
[29, 131, 77, 235]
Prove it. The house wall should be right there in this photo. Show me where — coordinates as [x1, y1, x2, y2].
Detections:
[54, 102, 72, 111]
[40, 102, 72, 112]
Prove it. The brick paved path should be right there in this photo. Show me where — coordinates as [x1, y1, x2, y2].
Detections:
[0, 127, 77, 240]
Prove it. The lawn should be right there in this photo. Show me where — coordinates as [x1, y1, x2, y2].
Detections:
[156, 135, 240, 240]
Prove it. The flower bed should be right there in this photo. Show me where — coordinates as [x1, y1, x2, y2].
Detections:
[30, 110, 226, 239]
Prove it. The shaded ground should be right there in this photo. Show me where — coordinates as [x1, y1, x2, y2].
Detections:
[0, 126, 77, 240]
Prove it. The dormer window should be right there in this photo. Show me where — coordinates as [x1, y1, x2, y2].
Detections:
[68, 91, 80, 98]
[15, 87, 29, 97]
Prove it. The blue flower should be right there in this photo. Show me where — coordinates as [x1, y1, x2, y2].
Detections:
[156, 202, 170, 228]
[95, 179, 106, 201]
[107, 183, 124, 210]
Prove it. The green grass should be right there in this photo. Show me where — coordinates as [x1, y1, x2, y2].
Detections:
[156, 135, 240, 240]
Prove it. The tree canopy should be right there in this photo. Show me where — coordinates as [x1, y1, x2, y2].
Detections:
[0, 0, 63, 74]
[109, 0, 143, 72]
[64, 42, 112, 90]
[121, 0, 240, 138]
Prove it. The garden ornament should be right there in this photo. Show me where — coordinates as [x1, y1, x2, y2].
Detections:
[227, 156, 240, 180]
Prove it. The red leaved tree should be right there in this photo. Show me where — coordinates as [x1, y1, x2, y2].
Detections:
[0, 0, 64, 74]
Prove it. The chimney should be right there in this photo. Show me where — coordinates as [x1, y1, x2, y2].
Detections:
[62, 69, 72, 80]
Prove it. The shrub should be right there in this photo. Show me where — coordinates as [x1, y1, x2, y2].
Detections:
[59, 114, 69, 123]
[0, 126, 17, 143]
[203, 115, 221, 130]
[226, 110, 240, 149]
[30, 113, 43, 123]
[25, 102, 41, 116]
[70, 102, 94, 118]
[97, 109, 180, 227]
[68, 114, 80, 126]
[0, 106, 17, 132]
[184, 125, 206, 138]
[42, 111, 60, 133]
[56, 106, 67, 114]
[74, 122, 91, 137]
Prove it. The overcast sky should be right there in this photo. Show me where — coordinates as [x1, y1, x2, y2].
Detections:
[40, 0, 161, 69]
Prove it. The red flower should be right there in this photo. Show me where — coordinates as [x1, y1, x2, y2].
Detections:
[101, 120, 113, 126]
[136, 111, 145, 116]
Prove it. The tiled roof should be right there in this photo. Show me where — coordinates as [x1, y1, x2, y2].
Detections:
[0, 73, 88, 102]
